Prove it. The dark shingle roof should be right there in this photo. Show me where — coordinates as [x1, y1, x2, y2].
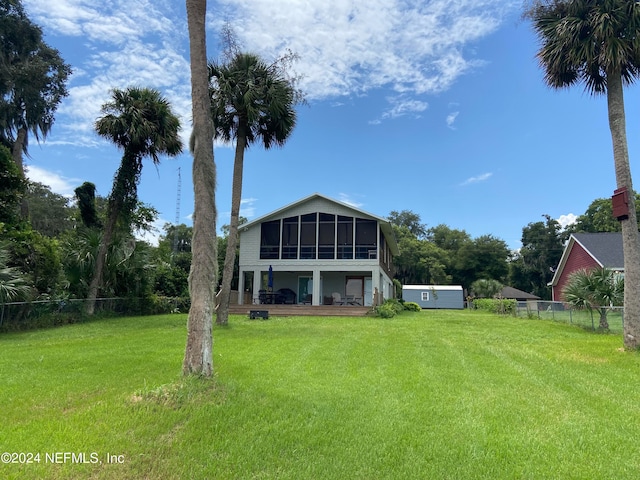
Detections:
[500, 286, 540, 300]
[572, 232, 624, 270]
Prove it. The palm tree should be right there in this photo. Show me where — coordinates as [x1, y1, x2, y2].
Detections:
[183, 0, 217, 377]
[471, 279, 503, 299]
[527, 0, 640, 348]
[0, 243, 31, 302]
[209, 52, 298, 325]
[85, 87, 182, 315]
[563, 267, 624, 330]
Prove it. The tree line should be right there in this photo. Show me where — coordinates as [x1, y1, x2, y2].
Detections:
[389, 196, 637, 302]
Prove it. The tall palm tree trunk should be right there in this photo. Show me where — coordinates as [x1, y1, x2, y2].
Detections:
[607, 69, 640, 349]
[216, 124, 247, 326]
[85, 195, 121, 315]
[183, 0, 217, 376]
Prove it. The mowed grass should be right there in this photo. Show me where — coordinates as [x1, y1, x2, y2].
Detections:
[2, 310, 640, 479]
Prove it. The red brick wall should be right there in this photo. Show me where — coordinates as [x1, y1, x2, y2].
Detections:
[553, 242, 600, 301]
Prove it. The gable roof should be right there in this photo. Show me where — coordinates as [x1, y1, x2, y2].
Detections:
[240, 193, 399, 255]
[570, 232, 624, 269]
[549, 232, 624, 287]
[499, 286, 540, 300]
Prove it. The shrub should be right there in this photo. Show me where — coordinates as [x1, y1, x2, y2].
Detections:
[376, 303, 397, 318]
[403, 302, 421, 312]
[473, 298, 517, 315]
[375, 299, 406, 318]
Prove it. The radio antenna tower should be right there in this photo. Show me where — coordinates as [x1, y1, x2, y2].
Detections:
[172, 167, 182, 255]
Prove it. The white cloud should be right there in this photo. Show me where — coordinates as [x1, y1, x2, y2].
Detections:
[446, 111, 459, 129]
[338, 193, 364, 208]
[219, 197, 259, 225]
[370, 96, 428, 124]
[24, 0, 191, 147]
[135, 216, 167, 247]
[22, 0, 518, 145]
[240, 198, 258, 219]
[460, 172, 493, 186]
[557, 213, 578, 229]
[217, 0, 515, 100]
[24, 0, 177, 45]
[25, 165, 80, 197]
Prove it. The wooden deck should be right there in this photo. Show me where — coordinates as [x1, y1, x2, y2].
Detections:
[227, 304, 372, 317]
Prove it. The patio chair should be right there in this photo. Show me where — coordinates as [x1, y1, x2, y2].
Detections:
[332, 292, 346, 305]
[258, 290, 267, 304]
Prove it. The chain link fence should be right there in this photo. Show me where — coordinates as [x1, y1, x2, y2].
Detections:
[515, 300, 624, 333]
[0, 297, 190, 332]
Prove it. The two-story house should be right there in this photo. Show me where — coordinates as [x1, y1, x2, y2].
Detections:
[236, 193, 398, 307]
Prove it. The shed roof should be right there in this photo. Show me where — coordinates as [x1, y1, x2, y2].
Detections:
[403, 285, 463, 291]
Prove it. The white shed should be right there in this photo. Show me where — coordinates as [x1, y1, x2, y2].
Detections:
[402, 285, 464, 309]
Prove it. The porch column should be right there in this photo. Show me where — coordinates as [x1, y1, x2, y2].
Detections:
[371, 266, 382, 306]
[312, 268, 321, 306]
[252, 269, 262, 304]
[238, 268, 245, 305]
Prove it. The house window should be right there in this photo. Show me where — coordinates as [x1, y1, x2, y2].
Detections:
[318, 213, 335, 259]
[355, 218, 377, 259]
[337, 215, 353, 259]
[282, 216, 298, 259]
[421, 292, 429, 301]
[300, 213, 317, 259]
[260, 220, 280, 259]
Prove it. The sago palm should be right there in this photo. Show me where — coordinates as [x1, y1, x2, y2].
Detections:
[85, 87, 182, 315]
[209, 52, 297, 325]
[528, 0, 640, 348]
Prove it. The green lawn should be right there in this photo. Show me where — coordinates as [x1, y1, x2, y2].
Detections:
[1, 310, 640, 479]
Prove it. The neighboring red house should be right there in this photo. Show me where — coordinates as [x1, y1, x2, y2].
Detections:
[549, 233, 624, 301]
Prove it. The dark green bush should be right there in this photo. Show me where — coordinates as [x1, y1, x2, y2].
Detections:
[375, 299, 406, 318]
[403, 302, 421, 312]
[376, 303, 397, 318]
[473, 298, 517, 315]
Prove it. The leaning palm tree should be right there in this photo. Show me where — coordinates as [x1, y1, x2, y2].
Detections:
[183, 0, 217, 377]
[563, 267, 624, 330]
[210, 52, 298, 325]
[85, 87, 182, 315]
[527, 0, 640, 348]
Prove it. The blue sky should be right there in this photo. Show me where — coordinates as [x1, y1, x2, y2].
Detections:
[20, 0, 640, 250]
